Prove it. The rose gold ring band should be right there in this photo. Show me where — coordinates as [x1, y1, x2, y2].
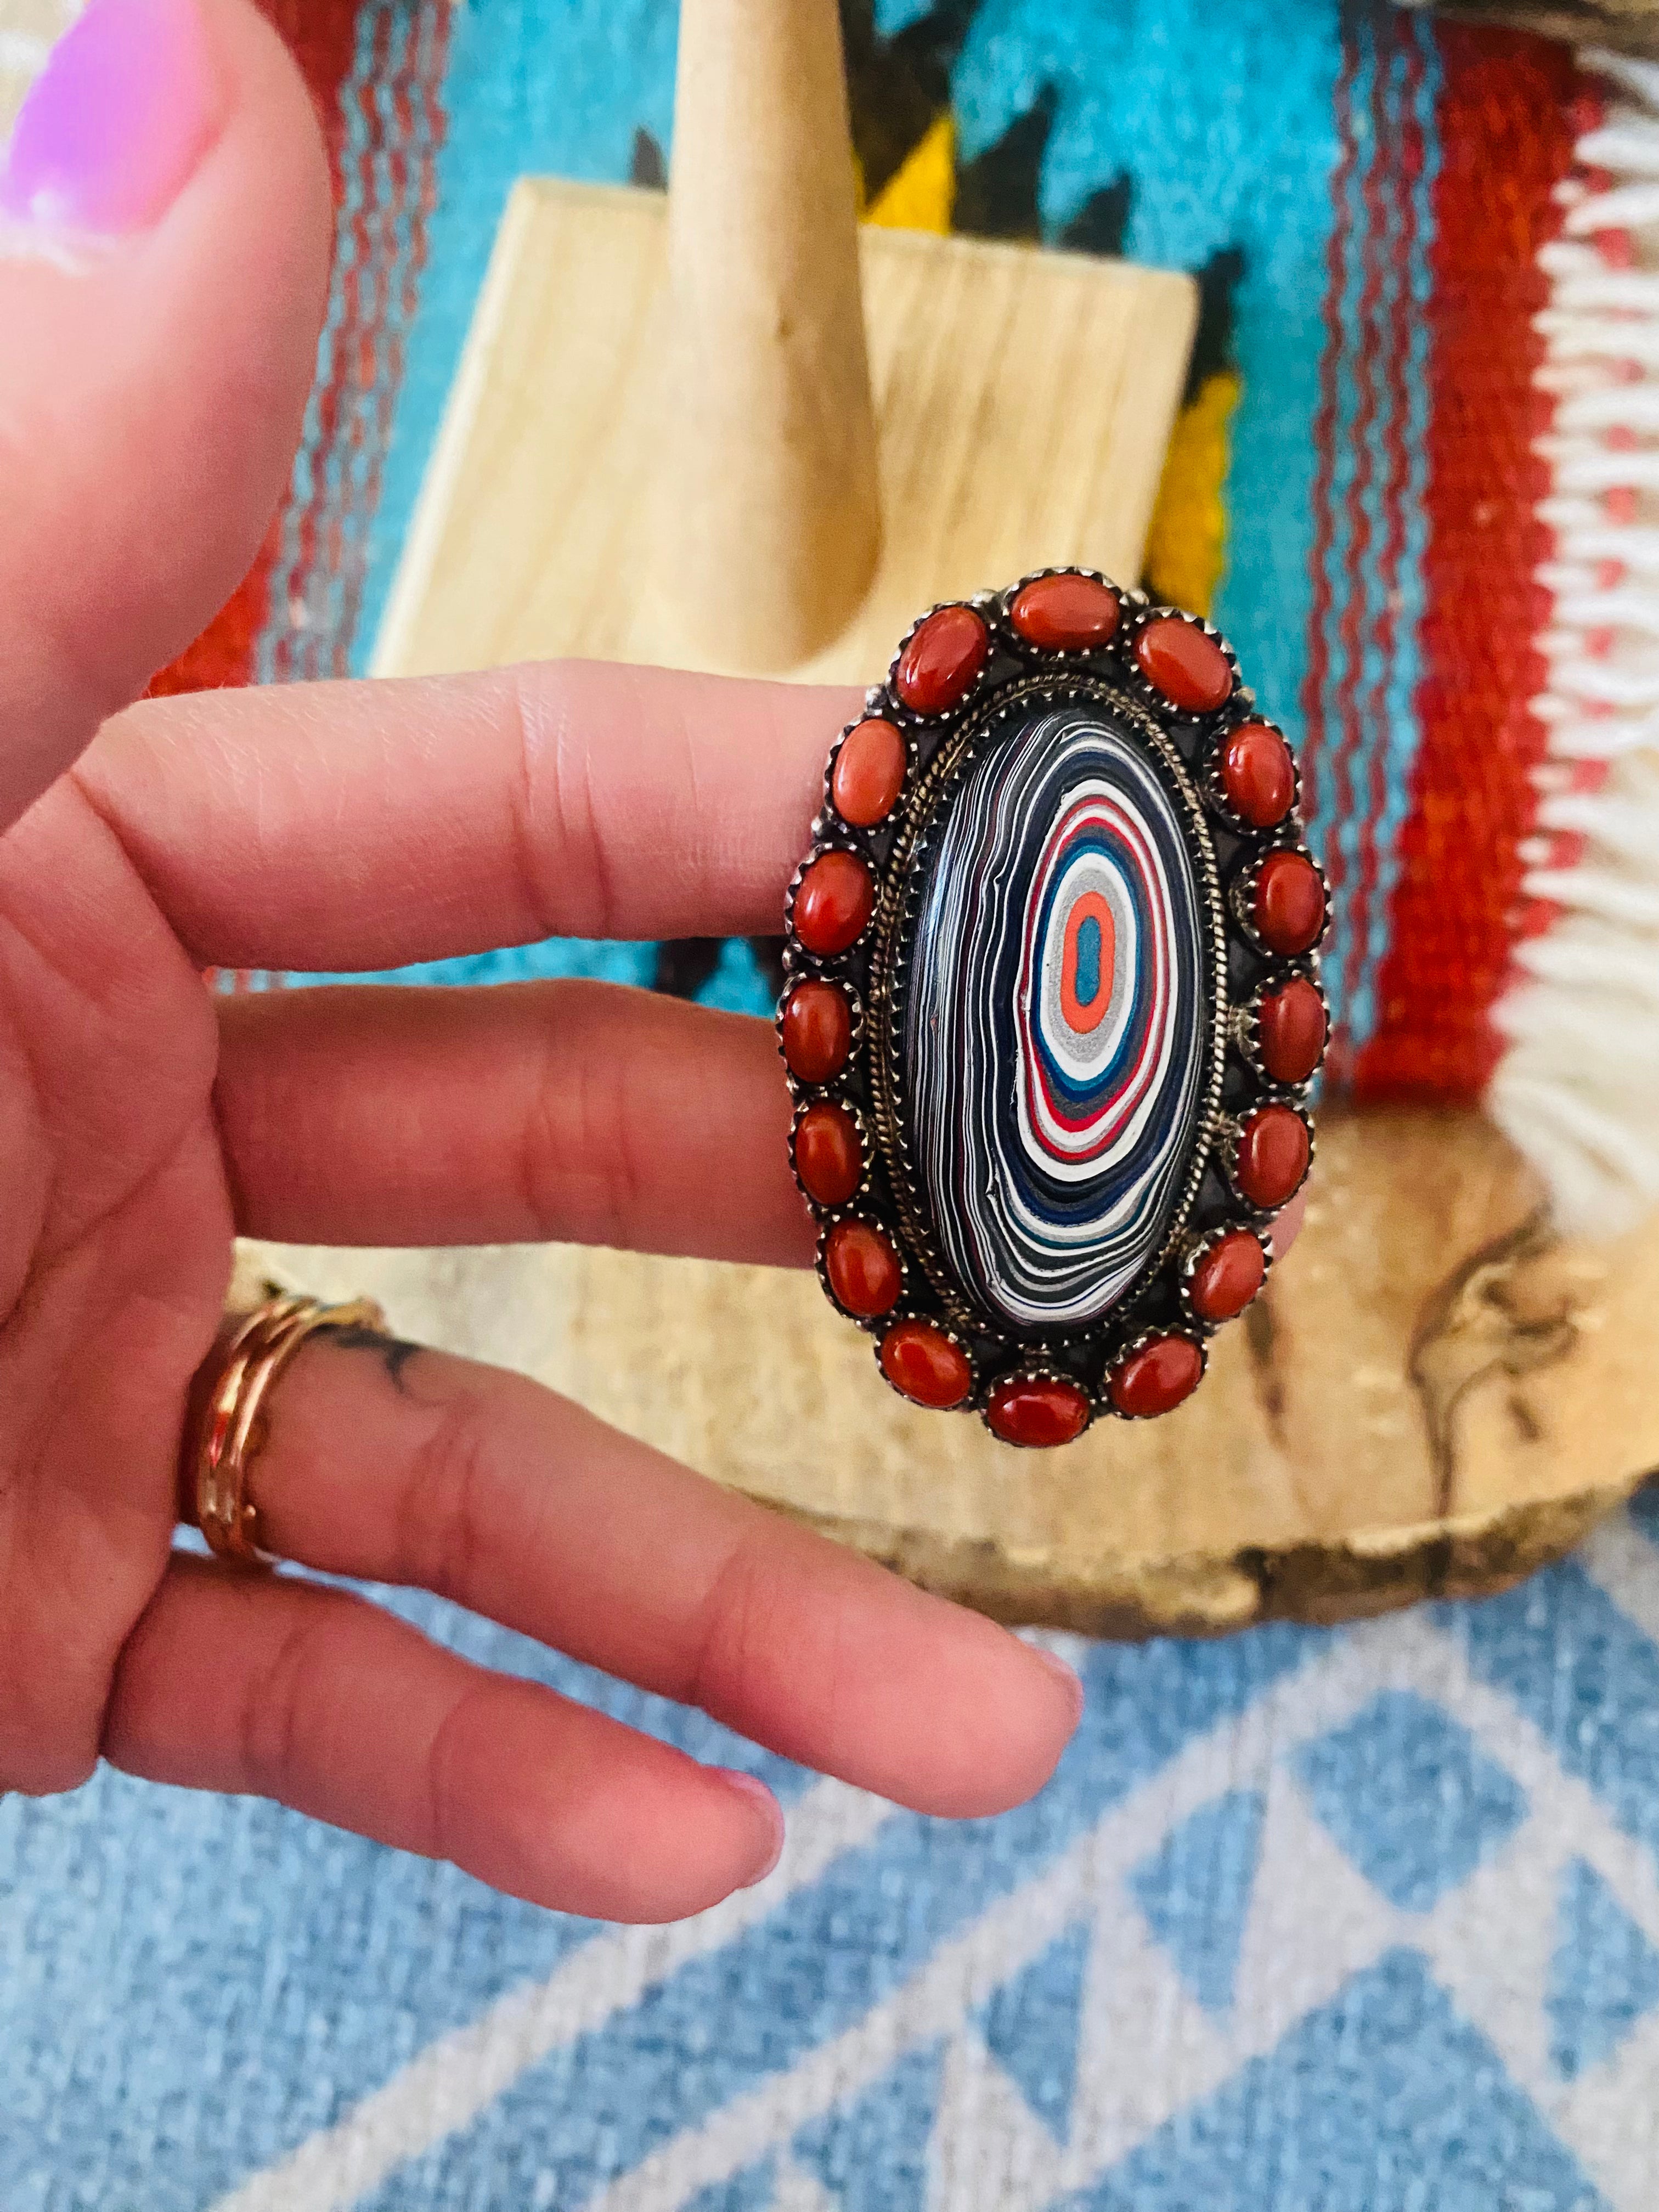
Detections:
[189, 1293, 385, 1566]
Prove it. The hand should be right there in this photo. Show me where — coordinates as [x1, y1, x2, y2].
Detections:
[0, 0, 1081, 1921]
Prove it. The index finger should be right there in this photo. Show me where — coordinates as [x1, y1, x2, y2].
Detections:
[77, 659, 857, 973]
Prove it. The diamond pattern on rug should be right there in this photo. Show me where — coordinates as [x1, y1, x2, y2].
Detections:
[1293, 1690, 1528, 1912]
[22, 1530, 1659, 2210]
[1548, 1859, 1659, 2083]
[793, 2041, 945, 2212]
[682, 2158, 779, 2212]
[1066, 1948, 1607, 2212]
[975, 1922, 1092, 2142]
[1452, 1564, 1659, 1867]
[1128, 1788, 1266, 2015]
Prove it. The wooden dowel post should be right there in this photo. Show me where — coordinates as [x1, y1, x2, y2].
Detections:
[658, 0, 883, 670]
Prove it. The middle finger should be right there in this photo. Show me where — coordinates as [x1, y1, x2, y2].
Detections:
[216, 978, 814, 1261]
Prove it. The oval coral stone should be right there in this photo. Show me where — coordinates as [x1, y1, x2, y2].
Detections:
[1135, 617, 1233, 712]
[1251, 850, 1327, 956]
[1187, 1231, 1267, 1323]
[1256, 977, 1327, 1085]
[832, 719, 908, 827]
[879, 1320, 972, 1409]
[1010, 572, 1121, 652]
[824, 1218, 901, 1318]
[1109, 1334, 1205, 1418]
[1220, 721, 1296, 828]
[794, 850, 874, 956]
[794, 1102, 862, 1207]
[781, 980, 852, 1085]
[895, 605, 990, 714]
[986, 1375, 1091, 1448]
[1235, 1105, 1311, 1210]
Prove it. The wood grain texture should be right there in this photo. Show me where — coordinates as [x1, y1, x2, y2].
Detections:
[1396, 0, 1659, 53]
[244, 1106, 1659, 1639]
[662, 0, 882, 667]
[369, 179, 1197, 684]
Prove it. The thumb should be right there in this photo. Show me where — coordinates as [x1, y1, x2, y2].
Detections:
[0, 0, 330, 828]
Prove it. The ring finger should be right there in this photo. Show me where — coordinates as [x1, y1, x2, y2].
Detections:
[105, 1323, 1081, 1916]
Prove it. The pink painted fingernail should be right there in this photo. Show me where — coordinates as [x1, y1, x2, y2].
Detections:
[1032, 1645, 1085, 1726]
[1, 0, 224, 237]
[718, 1770, 786, 1888]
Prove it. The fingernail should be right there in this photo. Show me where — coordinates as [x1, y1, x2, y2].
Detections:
[1032, 1645, 1085, 1728]
[1, 0, 224, 238]
[718, 1769, 786, 1888]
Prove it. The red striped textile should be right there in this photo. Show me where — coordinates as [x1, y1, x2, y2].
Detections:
[267, 2, 453, 684]
[148, 1, 362, 697]
[1300, 8, 1437, 1087]
[1352, 28, 1579, 1101]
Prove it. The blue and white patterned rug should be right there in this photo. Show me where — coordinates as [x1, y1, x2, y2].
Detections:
[9, 1494, 1659, 2209]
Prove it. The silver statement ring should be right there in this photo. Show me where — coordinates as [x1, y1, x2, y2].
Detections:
[778, 569, 1330, 1448]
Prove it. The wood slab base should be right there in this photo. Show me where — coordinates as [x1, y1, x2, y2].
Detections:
[369, 179, 1197, 683]
[243, 1105, 1659, 1640]
[1399, 0, 1659, 56]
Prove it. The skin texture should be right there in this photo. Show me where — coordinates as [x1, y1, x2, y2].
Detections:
[0, 0, 1086, 1923]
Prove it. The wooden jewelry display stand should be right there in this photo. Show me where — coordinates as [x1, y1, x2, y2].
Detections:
[370, 0, 1197, 683]
[283, 0, 1659, 1635]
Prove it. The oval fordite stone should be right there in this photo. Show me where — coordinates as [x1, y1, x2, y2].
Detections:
[781, 573, 1329, 1444]
[904, 699, 1209, 1333]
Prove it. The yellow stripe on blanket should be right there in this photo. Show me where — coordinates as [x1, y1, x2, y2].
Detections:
[1144, 367, 1239, 617]
[866, 114, 956, 234]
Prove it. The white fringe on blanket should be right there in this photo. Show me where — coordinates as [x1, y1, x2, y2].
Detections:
[1491, 48, 1659, 1238]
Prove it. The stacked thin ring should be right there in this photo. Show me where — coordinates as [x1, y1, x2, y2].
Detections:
[189, 1292, 386, 1564]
